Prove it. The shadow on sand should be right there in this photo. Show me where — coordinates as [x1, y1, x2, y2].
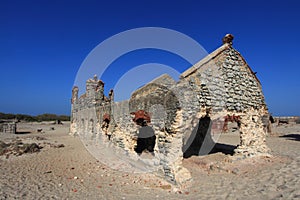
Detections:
[183, 142, 237, 158]
[15, 131, 32, 135]
[279, 134, 300, 141]
[210, 143, 236, 155]
[183, 115, 237, 158]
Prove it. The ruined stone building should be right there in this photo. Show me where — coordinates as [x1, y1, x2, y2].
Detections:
[0, 120, 16, 134]
[70, 34, 270, 184]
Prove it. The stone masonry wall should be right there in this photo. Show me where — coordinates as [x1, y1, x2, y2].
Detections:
[0, 122, 16, 134]
[70, 34, 270, 184]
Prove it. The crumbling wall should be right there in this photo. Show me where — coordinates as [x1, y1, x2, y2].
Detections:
[179, 34, 270, 158]
[235, 108, 269, 156]
[0, 122, 16, 134]
[71, 34, 271, 185]
[70, 75, 111, 139]
[129, 74, 180, 133]
[109, 101, 137, 150]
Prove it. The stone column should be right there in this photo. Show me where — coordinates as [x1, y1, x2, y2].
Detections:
[95, 80, 105, 100]
[71, 86, 79, 104]
[235, 108, 270, 157]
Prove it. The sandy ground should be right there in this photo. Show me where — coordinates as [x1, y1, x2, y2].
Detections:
[0, 122, 300, 199]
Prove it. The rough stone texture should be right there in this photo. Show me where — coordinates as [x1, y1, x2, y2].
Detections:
[0, 121, 17, 134]
[70, 35, 270, 185]
[129, 74, 180, 134]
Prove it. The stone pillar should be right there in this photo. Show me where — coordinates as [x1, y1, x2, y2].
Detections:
[70, 120, 78, 136]
[86, 80, 96, 98]
[71, 86, 79, 104]
[109, 89, 114, 102]
[95, 80, 105, 100]
[235, 109, 270, 157]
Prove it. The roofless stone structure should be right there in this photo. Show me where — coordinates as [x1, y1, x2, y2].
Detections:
[70, 34, 270, 184]
[0, 120, 16, 134]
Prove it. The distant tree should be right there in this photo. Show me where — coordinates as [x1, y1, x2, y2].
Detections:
[0, 112, 15, 120]
[57, 115, 70, 121]
[36, 113, 57, 121]
[36, 113, 70, 121]
[0, 112, 70, 122]
[15, 114, 36, 122]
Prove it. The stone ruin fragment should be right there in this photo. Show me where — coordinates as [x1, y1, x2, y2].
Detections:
[70, 34, 271, 184]
[0, 120, 17, 134]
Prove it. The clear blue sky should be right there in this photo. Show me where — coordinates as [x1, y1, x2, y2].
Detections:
[0, 0, 299, 116]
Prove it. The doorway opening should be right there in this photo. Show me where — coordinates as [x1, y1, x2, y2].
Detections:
[183, 115, 214, 158]
[183, 115, 240, 158]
